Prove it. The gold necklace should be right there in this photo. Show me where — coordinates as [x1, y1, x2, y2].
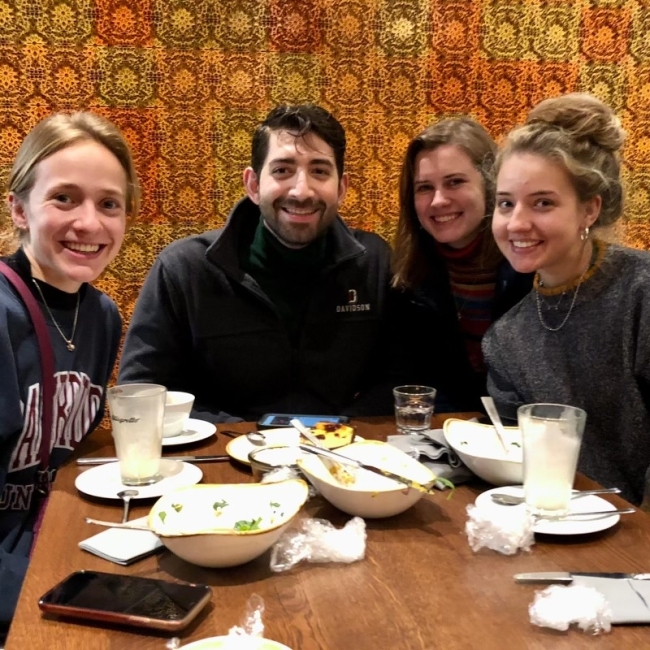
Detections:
[31, 278, 80, 351]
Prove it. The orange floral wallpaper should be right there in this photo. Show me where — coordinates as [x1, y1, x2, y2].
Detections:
[0, 0, 648, 326]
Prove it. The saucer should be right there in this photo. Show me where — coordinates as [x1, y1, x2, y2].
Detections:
[75, 459, 203, 499]
[162, 419, 216, 447]
[475, 486, 621, 535]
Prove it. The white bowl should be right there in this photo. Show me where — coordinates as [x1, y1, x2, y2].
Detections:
[297, 440, 436, 518]
[443, 418, 523, 486]
[148, 480, 309, 567]
[164, 391, 195, 437]
[181, 637, 291, 650]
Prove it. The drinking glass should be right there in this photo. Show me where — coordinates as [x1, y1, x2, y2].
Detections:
[518, 403, 587, 515]
[108, 383, 166, 486]
[393, 385, 437, 435]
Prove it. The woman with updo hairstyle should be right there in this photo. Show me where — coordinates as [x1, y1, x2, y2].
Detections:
[392, 117, 532, 411]
[0, 111, 139, 633]
[483, 92, 650, 507]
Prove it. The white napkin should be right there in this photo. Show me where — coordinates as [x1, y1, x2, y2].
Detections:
[79, 517, 163, 565]
[572, 576, 650, 624]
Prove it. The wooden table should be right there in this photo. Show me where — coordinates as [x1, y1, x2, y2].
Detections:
[7, 415, 650, 649]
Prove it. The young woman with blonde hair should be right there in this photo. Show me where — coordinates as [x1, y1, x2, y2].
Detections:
[484, 93, 650, 506]
[393, 117, 532, 410]
[0, 111, 139, 631]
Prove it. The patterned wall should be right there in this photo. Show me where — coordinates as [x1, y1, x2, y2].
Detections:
[1, 0, 649, 325]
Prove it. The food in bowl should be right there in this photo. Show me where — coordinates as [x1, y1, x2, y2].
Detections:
[181, 637, 291, 650]
[148, 480, 309, 567]
[443, 418, 523, 486]
[297, 440, 437, 518]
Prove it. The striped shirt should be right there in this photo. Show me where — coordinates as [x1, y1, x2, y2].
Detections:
[438, 234, 498, 374]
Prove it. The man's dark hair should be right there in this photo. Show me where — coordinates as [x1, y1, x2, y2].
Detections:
[251, 104, 346, 178]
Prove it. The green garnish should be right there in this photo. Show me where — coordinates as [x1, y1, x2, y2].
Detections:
[510, 442, 521, 448]
[213, 500, 228, 510]
[234, 517, 262, 531]
[437, 476, 456, 500]
[270, 501, 281, 508]
[158, 511, 167, 523]
[171, 503, 183, 512]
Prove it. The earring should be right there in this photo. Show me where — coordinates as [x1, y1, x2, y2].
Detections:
[580, 226, 590, 241]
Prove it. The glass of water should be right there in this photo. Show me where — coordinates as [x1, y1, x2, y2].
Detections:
[518, 403, 586, 515]
[108, 383, 166, 486]
[393, 385, 437, 435]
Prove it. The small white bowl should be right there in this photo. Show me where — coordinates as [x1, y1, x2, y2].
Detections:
[443, 418, 523, 486]
[181, 637, 291, 650]
[164, 391, 195, 437]
[297, 440, 436, 518]
[148, 480, 309, 567]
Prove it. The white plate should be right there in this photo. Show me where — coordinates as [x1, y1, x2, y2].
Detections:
[162, 419, 216, 447]
[75, 459, 203, 499]
[181, 636, 291, 650]
[225, 428, 364, 466]
[475, 486, 621, 535]
[226, 428, 300, 465]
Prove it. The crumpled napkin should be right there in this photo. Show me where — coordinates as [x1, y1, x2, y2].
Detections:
[465, 503, 535, 555]
[387, 428, 474, 489]
[529, 585, 612, 634]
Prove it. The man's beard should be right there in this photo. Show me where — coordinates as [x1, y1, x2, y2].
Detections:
[260, 198, 336, 248]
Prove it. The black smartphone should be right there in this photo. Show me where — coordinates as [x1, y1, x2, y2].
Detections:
[257, 413, 350, 429]
[38, 570, 211, 632]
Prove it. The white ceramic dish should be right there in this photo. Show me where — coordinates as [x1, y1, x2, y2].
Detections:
[181, 637, 291, 650]
[297, 440, 436, 518]
[163, 391, 196, 437]
[75, 460, 202, 499]
[162, 419, 216, 447]
[148, 480, 309, 567]
[443, 418, 523, 486]
[226, 428, 363, 465]
[475, 486, 621, 535]
[226, 428, 299, 465]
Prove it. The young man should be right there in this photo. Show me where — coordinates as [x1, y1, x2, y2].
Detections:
[119, 104, 396, 422]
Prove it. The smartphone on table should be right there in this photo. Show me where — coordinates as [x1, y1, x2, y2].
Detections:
[38, 570, 211, 631]
[257, 413, 350, 429]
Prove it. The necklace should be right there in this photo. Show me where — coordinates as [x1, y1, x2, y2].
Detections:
[31, 278, 80, 351]
[534, 264, 589, 332]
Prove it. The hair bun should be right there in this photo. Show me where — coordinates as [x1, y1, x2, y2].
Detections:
[526, 93, 625, 154]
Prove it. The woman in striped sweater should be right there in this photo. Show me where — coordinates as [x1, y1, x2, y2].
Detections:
[392, 117, 532, 411]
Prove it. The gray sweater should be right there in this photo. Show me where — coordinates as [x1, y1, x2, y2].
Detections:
[483, 243, 650, 505]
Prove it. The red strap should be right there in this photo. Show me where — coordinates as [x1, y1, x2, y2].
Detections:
[0, 261, 55, 471]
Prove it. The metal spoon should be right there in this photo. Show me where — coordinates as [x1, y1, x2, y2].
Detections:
[491, 487, 622, 506]
[117, 489, 139, 523]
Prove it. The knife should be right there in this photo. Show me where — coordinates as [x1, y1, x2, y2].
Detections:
[515, 572, 650, 584]
[77, 455, 230, 465]
[298, 444, 436, 494]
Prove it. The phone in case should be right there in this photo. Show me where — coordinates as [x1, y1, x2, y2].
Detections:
[257, 413, 350, 429]
[38, 570, 211, 632]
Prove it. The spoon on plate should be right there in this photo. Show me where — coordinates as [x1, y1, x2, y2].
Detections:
[117, 489, 139, 523]
[491, 487, 621, 506]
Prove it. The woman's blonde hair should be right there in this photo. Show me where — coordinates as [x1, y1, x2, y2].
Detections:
[495, 93, 625, 227]
[392, 117, 500, 289]
[3, 111, 140, 252]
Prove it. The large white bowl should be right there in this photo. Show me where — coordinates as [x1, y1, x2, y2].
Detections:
[148, 480, 309, 567]
[297, 440, 436, 518]
[181, 637, 291, 649]
[443, 418, 523, 486]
